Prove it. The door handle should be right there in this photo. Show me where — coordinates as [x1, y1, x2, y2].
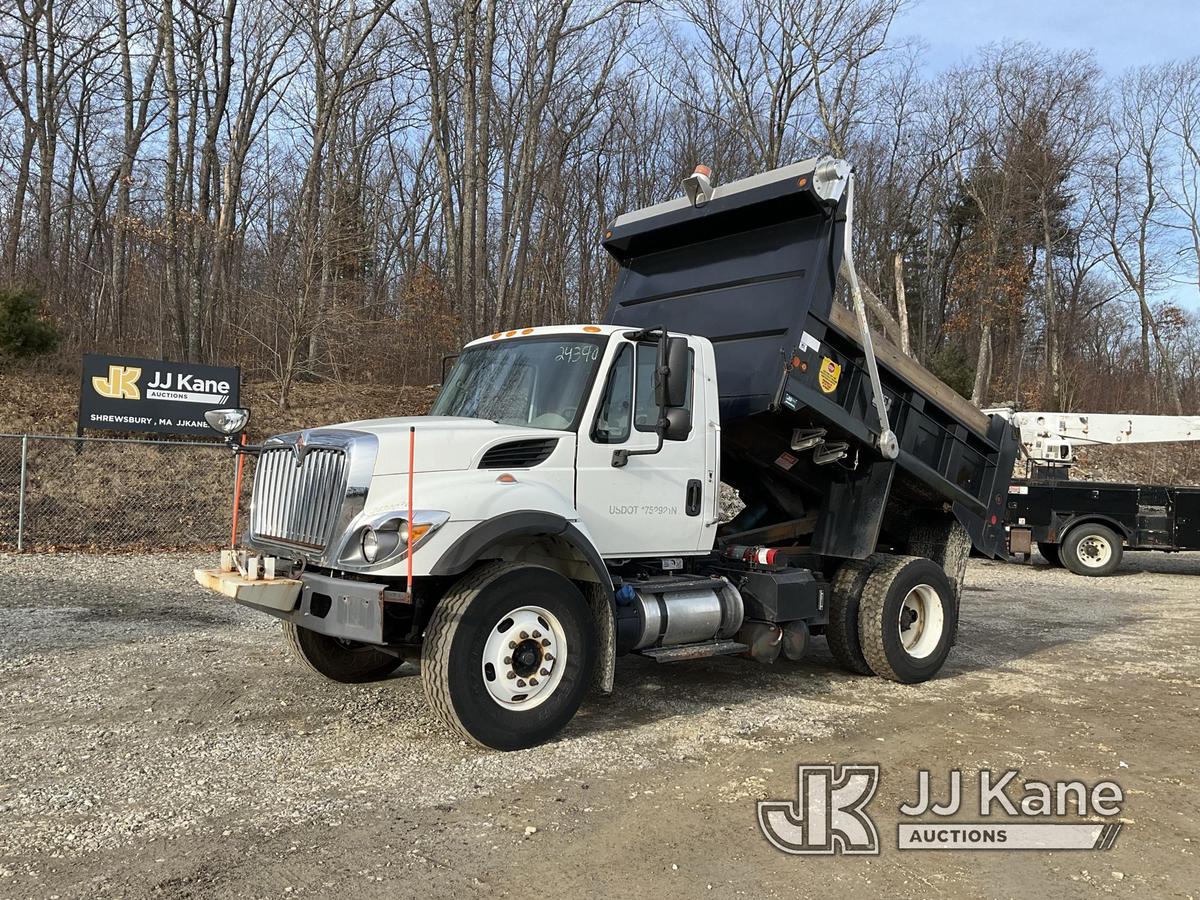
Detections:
[686, 479, 702, 517]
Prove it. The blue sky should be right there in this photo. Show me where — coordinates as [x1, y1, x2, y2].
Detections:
[894, 0, 1200, 72]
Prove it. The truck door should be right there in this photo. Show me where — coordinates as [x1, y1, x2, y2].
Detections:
[575, 337, 709, 557]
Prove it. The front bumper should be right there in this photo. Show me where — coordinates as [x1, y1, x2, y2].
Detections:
[194, 564, 408, 645]
[194, 567, 301, 611]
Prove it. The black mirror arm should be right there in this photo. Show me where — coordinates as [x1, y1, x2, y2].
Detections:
[611, 421, 667, 468]
[223, 435, 263, 456]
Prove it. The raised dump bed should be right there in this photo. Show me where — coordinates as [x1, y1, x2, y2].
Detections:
[603, 158, 1018, 558]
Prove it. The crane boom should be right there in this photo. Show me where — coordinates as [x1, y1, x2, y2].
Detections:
[986, 410, 1200, 467]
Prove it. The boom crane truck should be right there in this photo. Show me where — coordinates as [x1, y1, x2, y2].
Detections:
[195, 158, 1019, 750]
[998, 411, 1200, 576]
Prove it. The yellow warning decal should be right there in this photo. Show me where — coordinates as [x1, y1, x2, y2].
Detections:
[818, 357, 841, 394]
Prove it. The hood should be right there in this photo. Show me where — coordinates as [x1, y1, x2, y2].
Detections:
[310, 415, 570, 475]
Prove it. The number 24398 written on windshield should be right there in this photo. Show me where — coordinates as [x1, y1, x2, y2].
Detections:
[557, 344, 599, 363]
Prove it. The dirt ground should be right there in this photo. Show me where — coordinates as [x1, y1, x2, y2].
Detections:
[1, 550, 1198, 899]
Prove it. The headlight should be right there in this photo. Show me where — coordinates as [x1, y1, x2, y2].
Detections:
[361, 523, 402, 564]
[204, 407, 250, 435]
[340, 511, 450, 568]
[361, 527, 380, 563]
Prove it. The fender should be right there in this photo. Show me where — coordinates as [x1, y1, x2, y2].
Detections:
[429, 511, 614, 592]
[1050, 512, 1133, 544]
[429, 511, 617, 693]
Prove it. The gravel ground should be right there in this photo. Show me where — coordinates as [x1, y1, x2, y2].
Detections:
[2, 550, 1199, 898]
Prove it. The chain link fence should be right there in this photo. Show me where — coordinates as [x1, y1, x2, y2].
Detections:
[0, 434, 250, 552]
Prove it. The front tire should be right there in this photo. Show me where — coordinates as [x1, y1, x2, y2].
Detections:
[1038, 541, 1064, 567]
[1061, 524, 1122, 576]
[858, 555, 957, 683]
[283, 622, 400, 683]
[422, 562, 595, 751]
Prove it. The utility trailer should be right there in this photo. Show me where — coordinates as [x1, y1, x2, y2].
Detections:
[997, 411, 1200, 575]
[194, 158, 1019, 750]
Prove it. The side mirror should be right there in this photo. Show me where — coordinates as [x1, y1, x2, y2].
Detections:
[654, 336, 689, 408]
[663, 407, 691, 441]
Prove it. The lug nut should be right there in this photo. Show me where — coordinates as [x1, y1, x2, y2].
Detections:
[545, 653, 555, 662]
[540, 668, 549, 676]
[508, 641, 516, 649]
[541, 639, 551, 647]
[529, 678, 539, 686]
[504, 656, 512, 665]
[519, 631, 529, 639]
[532, 630, 541, 639]
[516, 679, 527, 688]
[506, 671, 516, 680]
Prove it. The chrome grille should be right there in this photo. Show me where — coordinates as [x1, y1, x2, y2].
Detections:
[251, 446, 348, 549]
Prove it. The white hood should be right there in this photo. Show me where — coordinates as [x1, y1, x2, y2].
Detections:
[325, 415, 569, 475]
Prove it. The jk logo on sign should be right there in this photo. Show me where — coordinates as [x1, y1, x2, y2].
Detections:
[92, 365, 142, 400]
[758, 764, 880, 855]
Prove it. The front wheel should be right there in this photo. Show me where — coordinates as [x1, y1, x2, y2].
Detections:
[1061, 524, 1123, 576]
[422, 562, 595, 751]
[1038, 541, 1064, 567]
[857, 555, 957, 684]
[283, 622, 401, 683]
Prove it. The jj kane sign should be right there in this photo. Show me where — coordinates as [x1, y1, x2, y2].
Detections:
[78, 354, 241, 437]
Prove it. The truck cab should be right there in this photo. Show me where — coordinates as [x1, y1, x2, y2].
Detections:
[195, 157, 1018, 750]
[431, 325, 721, 559]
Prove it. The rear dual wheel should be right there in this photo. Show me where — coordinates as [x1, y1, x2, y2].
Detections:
[829, 554, 957, 683]
[857, 556, 957, 683]
[827, 555, 885, 675]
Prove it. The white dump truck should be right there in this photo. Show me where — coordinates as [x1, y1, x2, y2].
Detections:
[195, 158, 1018, 750]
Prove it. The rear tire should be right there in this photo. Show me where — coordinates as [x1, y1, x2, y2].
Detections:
[1038, 541, 1064, 567]
[858, 555, 957, 684]
[422, 562, 595, 751]
[826, 555, 885, 675]
[283, 622, 400, 683]
[1060, 524, 1122, 577]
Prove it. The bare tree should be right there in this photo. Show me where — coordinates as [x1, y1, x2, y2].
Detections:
[1096, 64, 1184, 413]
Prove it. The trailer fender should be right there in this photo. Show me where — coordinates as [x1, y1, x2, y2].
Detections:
[1049, 513, 1132, 545]
[429, 511, 617, 693]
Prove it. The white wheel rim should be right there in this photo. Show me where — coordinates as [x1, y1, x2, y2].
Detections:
[481, 605, 567, 710]
[898, 584, 944, 659]
[1076, 535, 1112, 568]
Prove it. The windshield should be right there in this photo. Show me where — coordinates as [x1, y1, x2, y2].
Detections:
[431, 335, 606, 430]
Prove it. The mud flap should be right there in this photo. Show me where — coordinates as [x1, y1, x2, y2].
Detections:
[580, 581, 616, 693]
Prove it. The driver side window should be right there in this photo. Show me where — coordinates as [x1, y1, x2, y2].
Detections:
[591, 344, 632, 444]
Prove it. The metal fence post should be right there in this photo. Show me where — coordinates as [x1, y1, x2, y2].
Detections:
[17, 434, 28, 552]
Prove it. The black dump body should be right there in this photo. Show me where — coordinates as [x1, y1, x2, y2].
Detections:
[602, 158, 1019, 559]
